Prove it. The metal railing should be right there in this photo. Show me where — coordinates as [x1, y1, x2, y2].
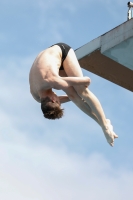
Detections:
[127, 2, 133, 20]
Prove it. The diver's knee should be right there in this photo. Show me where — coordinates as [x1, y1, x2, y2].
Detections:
[74, 85, 89, 97]
[79, 88, 89, 97]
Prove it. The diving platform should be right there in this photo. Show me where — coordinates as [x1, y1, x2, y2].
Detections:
[75, 18, 133, 92]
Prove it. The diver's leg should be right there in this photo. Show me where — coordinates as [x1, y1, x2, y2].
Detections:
[59, 70, 100, 124]
[63, 49, 118, 146]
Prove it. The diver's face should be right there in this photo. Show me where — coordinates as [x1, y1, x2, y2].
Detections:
[50, 93, 60, 105]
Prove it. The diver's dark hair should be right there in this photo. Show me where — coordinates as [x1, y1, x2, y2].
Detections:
[41, 97, 64, 120]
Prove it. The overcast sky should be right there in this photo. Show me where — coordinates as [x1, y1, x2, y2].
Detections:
[0, 0, 133, 199]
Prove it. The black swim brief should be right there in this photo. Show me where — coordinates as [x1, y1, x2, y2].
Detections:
[51, 43, 71, 70]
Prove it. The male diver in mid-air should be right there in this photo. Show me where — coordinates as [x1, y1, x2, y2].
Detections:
[29, 43, 118, 146]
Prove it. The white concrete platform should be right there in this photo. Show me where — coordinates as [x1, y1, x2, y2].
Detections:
[75, 18, 133, 92]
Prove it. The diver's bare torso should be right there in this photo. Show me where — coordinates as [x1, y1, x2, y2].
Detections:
[30, 45, 90, 102]
[29, 45, 62, 102]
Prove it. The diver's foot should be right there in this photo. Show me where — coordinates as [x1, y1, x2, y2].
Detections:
[103, 120, 118, 147]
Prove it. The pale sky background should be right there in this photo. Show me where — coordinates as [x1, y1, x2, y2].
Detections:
[0, 0, 133, 199]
